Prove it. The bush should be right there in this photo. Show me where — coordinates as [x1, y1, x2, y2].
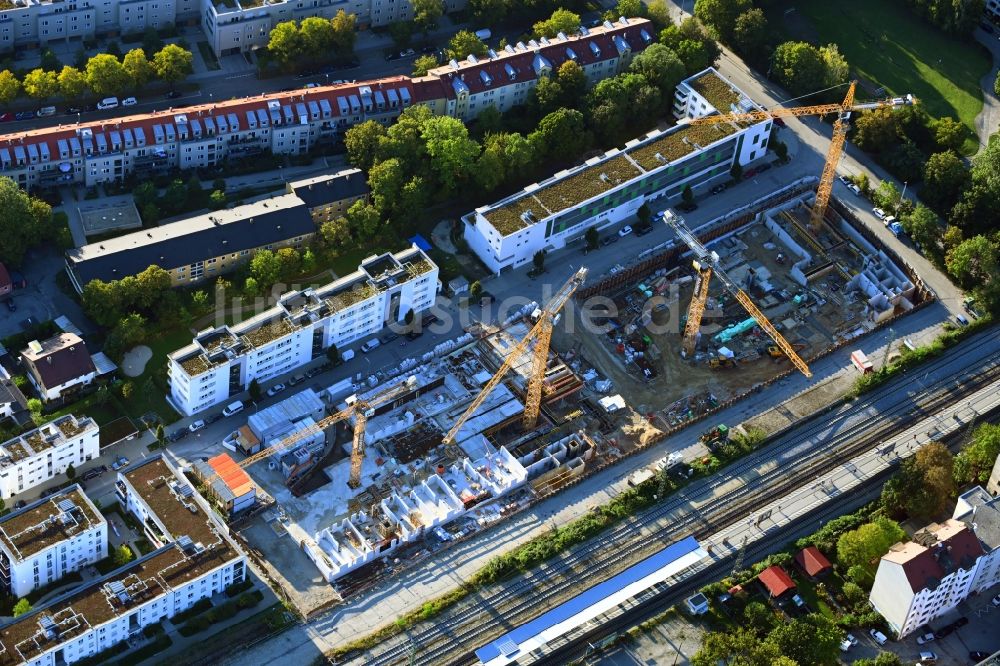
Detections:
[178, 615, 212, 636]
[169, 597, 212, 625]
[205, 600, 238, 623]
[237, 590, 264, 609]
[225, 579, 255, 597]
[142, 622, 165, 638]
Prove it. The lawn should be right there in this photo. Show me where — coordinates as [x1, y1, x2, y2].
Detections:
[775, 0, 991, 153]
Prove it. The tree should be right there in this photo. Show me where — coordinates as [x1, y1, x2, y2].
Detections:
[275, 247, 301, 279]
[152, 44, 193, 88]
[58, 66, 88, 99]
[66, 463, 77, 480]
[331, 10, 357, 56]
[113, 544, 134, 567]
[27, 398, 42, 414]
[412, 0, 444, 34]
[589, 73, 661, 144]
[682, 184, 695, 205]
[12, 599, 32, 618]
[403, 308, 415, 325]
[532, 250, 545, 271]
[346, 200, 383, 241]
[922, 151, 970, 215]
[694, 0, 751, 42]
[23, 68, 59, 99]
[413, 54, 438, 76]
[614, 0, 646, 18]
[946, 235, 999, 289]
[422, 116, 481, 196]
[636, 0, 664, 25]
[300, 16, 335, 57]
[529, 108, 588, 160]
[248, 378, 263, 401]
[585, 226, 599, 250]
[209, 189, 227, 209]
[476, 131, 533, 192]
[469, 280, 483, 298]
[447, 30, 488, 61]
[142, 202, 160, 224]
[732, 8, 769, 63]
[186, 173, 203, 204]
[326, 343, 340, 364]
[955, 423, 1000, 484]
[770, 41, 826, 96]
[250, 249, 282, 287]
[142, 26, 164, 55]
[629, 43, 686, 96]
[268, 21, 303, 66]
[369, 157, 406, 215]
[344, 120, 388, 172]
[637, 202, 652, 227]
[660, 18, 720, 74]
[901, 205, 943, 260]
[819, 43, 849, 88]
[883, 442, 957, 519]
[730, 161, 743, 181]
[0, 70, 20, 104]
[883, 140, 924, 183]
[933, 116, 967, 152]
[86, 54, 130, 97]
[554, 60, 587, 107]
[0, 177, 53, 268]
[693, 628, 785, 666]
[534, 8, 581, 38]
[846, 564, 869, 586]
[155, 423, 166, 445]
[767, 613, 843, 666]
[123, 48, 154, 88]
[243, 276, 259, 296]
[742, 600, 775, 634]
[469, 0, 507, 25]
[837, 517, 906, 571]
[319, 217, 351, 252]
[872, 180, 901, 211]
[40, 48, 61, 72]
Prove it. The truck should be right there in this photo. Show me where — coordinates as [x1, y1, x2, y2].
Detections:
[699, 424, 729, 450]
[850, 350, 873, 374]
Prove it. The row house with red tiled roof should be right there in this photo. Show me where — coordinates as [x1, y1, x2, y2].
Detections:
[0, 77, 413, 190]
[416, 17, 654, 122]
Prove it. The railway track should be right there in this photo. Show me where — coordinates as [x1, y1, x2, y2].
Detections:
[340, 331, 1000, 666]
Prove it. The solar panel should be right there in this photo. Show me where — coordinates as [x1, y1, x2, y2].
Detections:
[57, 499, 76, 513]
[498, 638, 519, 656]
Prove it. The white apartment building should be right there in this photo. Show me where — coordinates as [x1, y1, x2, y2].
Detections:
[953, 486, 1000, 595]
[0, 415, 99, 500]
[0, 456, 246, 666]
[0, 486, 106, 598]
[167, 245, 438, 416]
[869, 519, 985, 638]
[0, 19, 650, 191]
[417, 18, 653, 123]
[462, 67, 772, 274]
[0, 0, 197, 51]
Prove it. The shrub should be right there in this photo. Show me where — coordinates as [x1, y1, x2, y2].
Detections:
[225, 579, 255, 597]
[237, 590, 264, 609]
[169, 597, 212, 625]
[141, 622, 164, 638]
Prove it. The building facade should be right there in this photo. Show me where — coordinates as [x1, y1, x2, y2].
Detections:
[167, 245, 437, 416]
[20, 334, 98, 401]
[0, 486, 106, 598]
[0, 456, 246, 666]
[462, 67, 772, 274]
[0, 415, 99, 500]
[285, 168, 368, 224]
[953, 486, 1000, 596]
[868, 519, 984, 638]
[0, 20, 650, 192]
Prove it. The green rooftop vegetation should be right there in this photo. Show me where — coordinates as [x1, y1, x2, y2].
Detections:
[180, 354, 216, 377]
[629, 123, 738, 171]
[533, 155, 643, 215]
[689, 72, 740, 112]
[484, 195, 551, 236]
[241, 318, 296, 348]
[328, 282, 379, 313]
[405, 259, 435, 279]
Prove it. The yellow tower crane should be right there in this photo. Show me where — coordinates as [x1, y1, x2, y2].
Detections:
[663, 210, 812, 378]
[688, 83, 915, 233]
[441, 267, 588, 446]
[200, 376, 419, 492]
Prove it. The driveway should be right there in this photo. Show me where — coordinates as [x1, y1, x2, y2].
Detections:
[0, 248, 94, 340]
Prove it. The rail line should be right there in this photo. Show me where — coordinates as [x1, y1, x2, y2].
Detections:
[338, 330, 1000, 666]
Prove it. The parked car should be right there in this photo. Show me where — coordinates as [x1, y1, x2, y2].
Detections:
[305, 366, 323, 378]
[206, 413, 223, 424]
[168, 429, 188, 442]
[37, 105, 56, 117]
[65, 106, 83, 115]
[399, 48, 416, 58]
[916, 632, 935, 644]
[165, 90, 183, 99]
[266, 383, 286, 397]
[303, 83, 320, 89]
[111, 456, 130, 471]
[635, 224, 654, 236]
[380, 332, 399, 344]
[618, 225, 633, 237]
[934, 626, 954, 639]
[872, 207, 887, 220]
[82, 468, 102, 481]
[0, 112, 13, 122]
[839, 634, 858, 651]
[992, 593, 1000, 606]
[981, 21, 995, 33]
[847, 183, 862, 196]
[223, 400, 245, 417]
[361, 338, 381, 353]
[97, 97, 119, 110]
[869, 629, 888, 645]
[188, 419, 206, 432]
[15, 111, 36, 121]
[791, 594, 805, 607]
[710, 183, 727, 195]
[422, 313, 441, 327]
[918, 652, 937, 662]
[14, 500, 26, 509]
[122, 96, 137, 107]
[678, 201, 698, 213]
[838, 174, 851, 185]
[289, 373, 306, 386]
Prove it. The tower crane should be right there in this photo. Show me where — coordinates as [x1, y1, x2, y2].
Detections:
[688, 83, 915, 233]
[200, 376, 419, 492]
[441, 267, 588, 446]
[663, 210, 812, 378]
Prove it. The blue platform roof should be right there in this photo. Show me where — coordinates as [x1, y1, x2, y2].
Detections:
[408, 234, 432, 252]
[475, 535, 701, 663]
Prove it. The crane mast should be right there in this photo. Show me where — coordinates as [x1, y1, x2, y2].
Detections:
[441, 267, 588, 446]
[663, 211, 812, 378]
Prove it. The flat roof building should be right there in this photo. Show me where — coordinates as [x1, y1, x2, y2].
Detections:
[462, 68, 771, 274]
[0, 415, 99, 500]
[0, 486, 107, 598]
[65, 193, 316, 291]
[167, 245, 438, 416]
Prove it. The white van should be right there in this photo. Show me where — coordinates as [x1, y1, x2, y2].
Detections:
[97, 97, 119, 110]
[341, 349, 356, 362]
[223, 400, 245, 417]
[360, 339, 380, 353]
[869, 629, 888, 645]
[37, 106, 56, 117]
[474, 28, 492, 40]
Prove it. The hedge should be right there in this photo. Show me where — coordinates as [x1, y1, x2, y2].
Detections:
[169, 597, 212, 625]
[178, 594, 261, 636]
[109, 634, 172, 666]
[237, 590, 264, 609]
[224, 579, 255, 598]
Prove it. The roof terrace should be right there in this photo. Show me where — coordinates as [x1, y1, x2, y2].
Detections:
[0, 416, 96, 468]
[0, 487, 102, 561]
